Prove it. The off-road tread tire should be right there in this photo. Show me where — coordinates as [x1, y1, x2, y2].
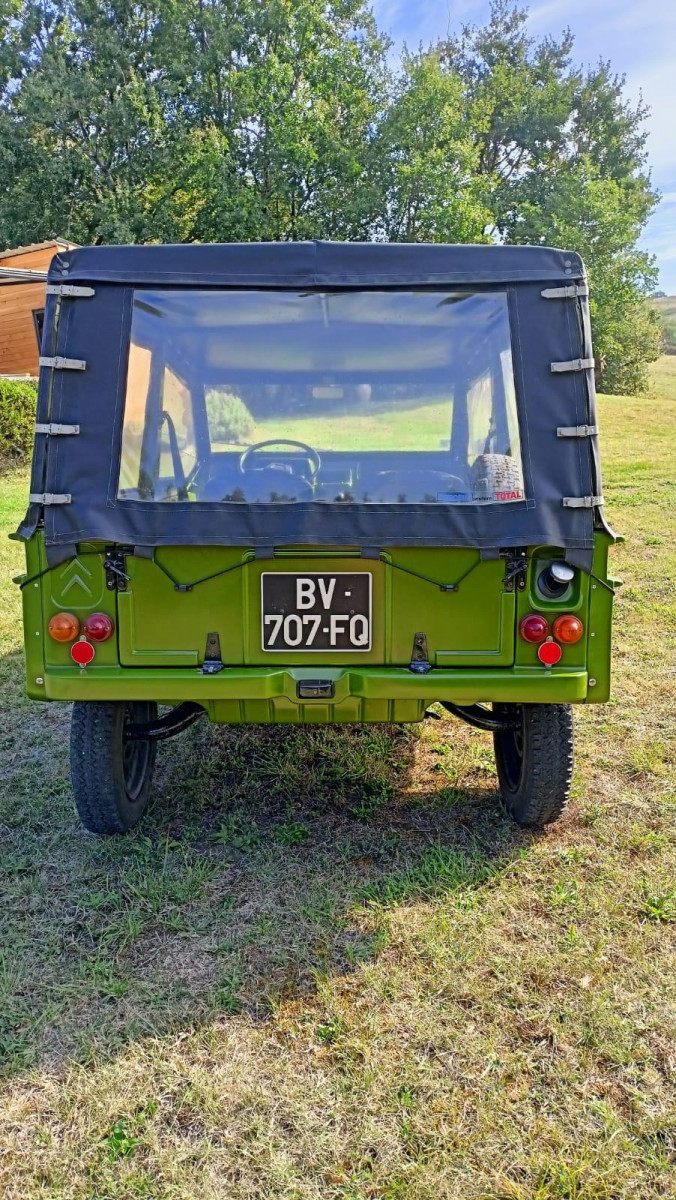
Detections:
[471, 452, 523, 497]
[70, 701, 157, 834]
[494, 703, 573, 828]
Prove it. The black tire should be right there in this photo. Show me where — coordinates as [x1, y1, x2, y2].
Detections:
[494, 704, 573, 827]
[70, 701, 158, 834]
[471, 453, 523, 499]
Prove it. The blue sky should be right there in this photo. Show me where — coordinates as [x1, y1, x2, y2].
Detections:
[372, 0, 676, 293]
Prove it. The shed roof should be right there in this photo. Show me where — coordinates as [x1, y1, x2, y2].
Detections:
[0, 239, 74, 261]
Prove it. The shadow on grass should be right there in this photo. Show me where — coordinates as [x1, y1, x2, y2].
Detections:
[0, 703, 534, 1078]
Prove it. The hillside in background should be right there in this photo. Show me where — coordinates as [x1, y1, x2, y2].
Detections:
[654, 294, 676, 353]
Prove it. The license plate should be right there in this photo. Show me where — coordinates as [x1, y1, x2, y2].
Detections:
[261, 572, 372, 651]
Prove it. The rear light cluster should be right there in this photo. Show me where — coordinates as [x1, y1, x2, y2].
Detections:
[518, 611, 584, 667]
[47, 611, 114, 664]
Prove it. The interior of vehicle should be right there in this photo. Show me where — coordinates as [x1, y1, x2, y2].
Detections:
[118, 288, 525, 506]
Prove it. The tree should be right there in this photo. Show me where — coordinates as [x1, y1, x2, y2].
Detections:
[0, 0, 389, 244]
[370, 53, 490, 244]
[437, 1, 661, 391]
[0, 0, 662, 392]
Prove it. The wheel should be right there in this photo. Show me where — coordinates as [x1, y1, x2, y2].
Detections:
[471, 453, 523, 500]
[70, 701, 158, 834]
[494, 704, 573, 827]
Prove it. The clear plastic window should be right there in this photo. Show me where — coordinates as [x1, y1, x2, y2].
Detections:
[118, 289, 524, 505]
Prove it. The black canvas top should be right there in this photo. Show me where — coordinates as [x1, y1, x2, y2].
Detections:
[19, 241, 605, 572]
[51, 240, 584, 288]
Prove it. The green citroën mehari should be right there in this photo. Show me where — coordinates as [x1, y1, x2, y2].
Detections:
[15, 241, 617, 834]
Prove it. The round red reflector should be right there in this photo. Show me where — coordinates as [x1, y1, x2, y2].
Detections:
[71, 638, 95, 666]
[83, 612, 114, 642]
[47, 611, 80, 643]
[519, 614, 549, 643]
[538, 639, 562, 666]
[552, 613, 584, 644]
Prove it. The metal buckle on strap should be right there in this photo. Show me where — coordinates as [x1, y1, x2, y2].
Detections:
[34, 422, 80, 436]
[541, 284, 589, 299]
[557, 424, 598, 438]
[562, 495, 604, 509]
[29, 492, 72, 505]
[39, 355, 86, 371]
[45, 284, 95, 298]
[551, 358, 595, 373]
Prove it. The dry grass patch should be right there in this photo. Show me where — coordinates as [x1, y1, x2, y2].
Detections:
[0, 361, 674, 1198]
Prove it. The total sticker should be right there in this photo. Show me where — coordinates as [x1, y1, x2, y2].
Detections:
[494, 489, 524, 501]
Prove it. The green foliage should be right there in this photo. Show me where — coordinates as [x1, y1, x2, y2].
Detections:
[0, 378, 37, 461]
[0, 0, 390, 244]
[205, 390, 255, 445]
[0, 0, 662, 392]
[274, 820, 309, 846]
[100, 1118, 141, 1162]
[653, 295, 676, 354]
[437, 3, 660, 393]
[372, 53, 491, 243]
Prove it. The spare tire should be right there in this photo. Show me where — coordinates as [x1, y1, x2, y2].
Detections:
[471, 453, 523, 501]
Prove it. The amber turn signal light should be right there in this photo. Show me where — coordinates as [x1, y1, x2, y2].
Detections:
[47, 612, 80, 642]
[83, 612, 114, 642]
[519, 614, 549, 643]
[552, 613, 584, 644]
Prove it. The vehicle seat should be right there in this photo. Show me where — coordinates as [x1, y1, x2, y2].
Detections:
[371, 469, 468, 502]
[196, 465, 314, 502]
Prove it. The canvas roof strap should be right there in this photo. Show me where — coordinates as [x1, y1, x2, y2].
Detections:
[557, 424, 598, 438]
[562, 495, 604, 509]
[34, 422, 80, 436]
[550, 358, 595, 373]
[38, 355, 87, 371]
[541, 284, 589, 299]
[28, 492, 72, 505]
[45, 284, 95, 298]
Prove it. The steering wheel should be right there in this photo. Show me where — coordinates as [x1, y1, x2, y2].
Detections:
[239, 439, 321, 477]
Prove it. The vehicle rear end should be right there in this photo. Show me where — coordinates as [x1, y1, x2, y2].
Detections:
[16, 241, 616, 833]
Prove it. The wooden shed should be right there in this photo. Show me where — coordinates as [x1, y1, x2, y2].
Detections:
[0, 240, 76, 377]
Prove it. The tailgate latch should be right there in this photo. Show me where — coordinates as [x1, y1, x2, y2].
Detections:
[202, 632, 224, 674]
[104, 548, 129, 591]
[409, 632, 431, 674]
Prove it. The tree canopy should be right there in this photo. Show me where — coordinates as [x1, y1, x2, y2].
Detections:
[0, 0, 661, 391]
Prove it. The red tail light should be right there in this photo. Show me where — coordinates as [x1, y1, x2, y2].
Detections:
[552, 613, 584, 644]
[71, 638, 95, 666]
[48, 612, 80, 642]
[519, 614, 549, 643]
[83, 612, 114, 642]
[538, 640, 562, 666]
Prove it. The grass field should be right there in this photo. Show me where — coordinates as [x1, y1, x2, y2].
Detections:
[0, 360, 674, 1199]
